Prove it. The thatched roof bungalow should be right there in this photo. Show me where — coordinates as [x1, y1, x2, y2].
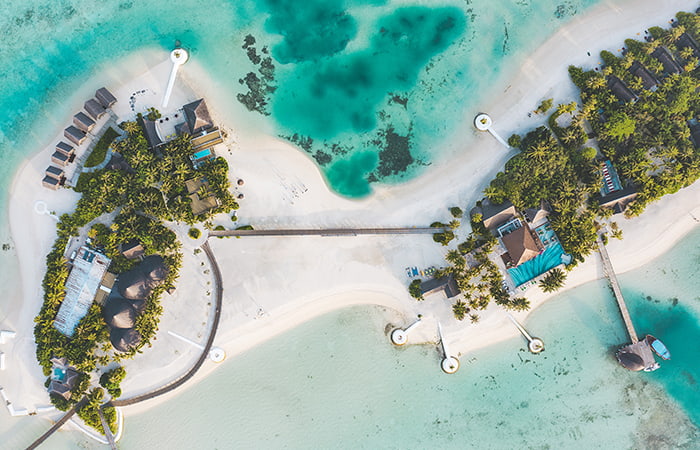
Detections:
[73, 112, 95, 133]
[501, 226, 541, 266]
[677, 32, 700, 60]
[110, 327, 142, 353]
[120, 240, 145, 259]
[64, 125, 87, 146]
[478, 199, 518, 231]
[599, 186, 638, 215]
[84, 98, 106, 120]
[180, 99, 213, 135]
[103, 297, 138, 329]
[652, 46, 683, 74]
[420, 274, 461, 299]
[628, 61, 659, 91]
[607, 76, 638, 103]
[117, 270, 151, 300]
[95, 87, 117, 108]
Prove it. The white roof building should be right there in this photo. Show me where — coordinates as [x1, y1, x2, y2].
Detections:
[54, 246, 111, 337]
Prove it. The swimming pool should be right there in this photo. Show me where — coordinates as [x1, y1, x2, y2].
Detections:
[191, 148, 212, 160]
[508, 243, 567, 287]
[52, 367, 66, 382]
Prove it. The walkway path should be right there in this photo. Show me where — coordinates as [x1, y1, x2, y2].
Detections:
[26, 397, 88, 450]
[209, 227, 443, 238]
[98, 407, 117, 450]
[596, 236, 638, 343]
[109, 240, 223, 407]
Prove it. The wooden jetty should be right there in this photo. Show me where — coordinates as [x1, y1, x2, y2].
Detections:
[596, 236, 659, 372]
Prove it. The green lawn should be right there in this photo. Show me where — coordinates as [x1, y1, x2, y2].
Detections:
[84, 127, 119, 168]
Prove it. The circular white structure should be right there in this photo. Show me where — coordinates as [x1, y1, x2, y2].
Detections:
[474, 113, 493, 131]
[390, 329, 408, 346]
[209, 347, 226, 363]
[441, 356, 460, 374]
[170, 48, 189, 65]
[34, 200, 48, 215]
[529, 338, 545, 354]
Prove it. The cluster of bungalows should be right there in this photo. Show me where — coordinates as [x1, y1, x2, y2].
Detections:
[43, 87, 117, 190]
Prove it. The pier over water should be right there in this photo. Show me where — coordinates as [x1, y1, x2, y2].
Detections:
[596, 236, 638, 343]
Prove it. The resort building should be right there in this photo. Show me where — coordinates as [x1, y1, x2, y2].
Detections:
[120, 240, 145, 260]
[677, 32, 700, 60]
[177, 99, 214, 135]
[607, 76, 638, 103]
[478, 199, 517, 232]
[598, 160, 637, 214]
[142, 118, 164, 150]
[54, 246, 112, 337]
[47, 357, 80, 401]
[500, 222, 542, 267]
[185, 177, 220, 215]
[94, 272, 116, 306]
[628, 61, 659, 91]
[64, 125, 87, 146]
[105, 255, 168, 352]
[419, 274, 460, 300]
[55, 142, 75, 161]
[522, 200, 551, 227]
[42, 165, 65, 190]
[95, 87, 117, 109]
[176, 98, 224, 167]
[51, 150, 70, 166]
[84, 98, 107, 121]
[652, 46, 683, 75]
[73, 112, 95, 133]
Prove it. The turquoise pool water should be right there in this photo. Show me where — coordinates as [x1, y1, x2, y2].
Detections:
[508, 241, 567, 287]
[191, 148, 212, 160]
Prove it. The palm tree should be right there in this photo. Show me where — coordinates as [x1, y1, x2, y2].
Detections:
[452, 300, 469, 321]
[538, 268, 567, 293]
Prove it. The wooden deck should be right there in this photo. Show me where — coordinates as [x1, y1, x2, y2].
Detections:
[596, 236, 638, 343]
[209, 227, 443, 238]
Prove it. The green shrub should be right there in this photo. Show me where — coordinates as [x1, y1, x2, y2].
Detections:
[188, 228, 201, 239]
[84, 127, 119, 168]
[408, 279, 424, 300]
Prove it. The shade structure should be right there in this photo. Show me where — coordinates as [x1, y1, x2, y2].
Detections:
[110, 327, 142, 353]
[103, 297, 138, 329]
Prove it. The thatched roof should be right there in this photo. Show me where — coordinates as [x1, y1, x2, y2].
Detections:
[84, 98, 106, 120]
[64, 125, 86, 145]
[105, 153, 133, 172]
[182, 99, 213, 134]
[142, 118, 163, 149]
[652, 47, 682, 74]
[56, 142, 74, 155]
[130, 299, 146, 314]
[420, 274, 461, 299]
[607, 76, 638, 103]
[600, 186, 638, 214]
[73, 112, 95, 132]
[628, 61, 659, 90]
[117, 270, 151, 300]
[103, 297, 137, 329]
[501, 226, 540, 266]
[677, 32, 700, 59]
[110, 327, 142, 353]
[141, 255, 168, 285]
[480, 199, 517, 231]
[617, 350, 644, 371]
[120, 240, 144, 259]
[96, 87, 117, 108]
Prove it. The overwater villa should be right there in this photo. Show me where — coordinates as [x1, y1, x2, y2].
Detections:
[652, 46, 683, 75]
[628, 61, 659, 91]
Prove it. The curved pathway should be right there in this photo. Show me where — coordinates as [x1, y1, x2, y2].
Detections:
[110, 240, 223, 407]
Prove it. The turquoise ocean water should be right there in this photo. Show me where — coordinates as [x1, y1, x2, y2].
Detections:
[2, 0, 699, 448]
[7, 227, 695, 449]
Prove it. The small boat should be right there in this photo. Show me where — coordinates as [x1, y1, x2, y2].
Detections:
[646, 335, 671, 360]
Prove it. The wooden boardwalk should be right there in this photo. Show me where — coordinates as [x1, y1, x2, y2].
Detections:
[26, 397, 88, 450]
[596, 236, 638, 343]
[209, 227, 443, 238]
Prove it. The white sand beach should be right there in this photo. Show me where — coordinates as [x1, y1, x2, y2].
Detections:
[1, 0, 699, 431]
